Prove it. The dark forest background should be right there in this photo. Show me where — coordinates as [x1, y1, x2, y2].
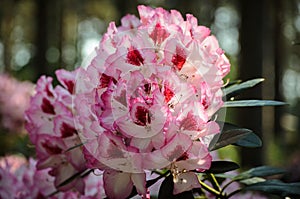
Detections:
[1, 0, 300, 172]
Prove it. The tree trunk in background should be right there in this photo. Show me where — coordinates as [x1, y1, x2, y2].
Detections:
[113, 0, 139, 24]
[34, 0, 48, 79]
[34, 0, 63, 81]
[238, 0, 264, 167]
[273, 0, 287, 151]
[0, 1, 14, 73]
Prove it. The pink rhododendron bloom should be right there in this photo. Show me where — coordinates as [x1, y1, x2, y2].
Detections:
[0, 155, 105, 199]
[0, 155, 55, 198]
[25, 69, 88, 193]
[0, 74, 34, 133]
[0, 156, 22, 199]
[24, 5, 230, 198]
[73, 5, 230, 198]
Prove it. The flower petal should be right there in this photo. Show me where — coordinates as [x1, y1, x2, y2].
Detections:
[131, 172, 147, 196]
[103, 170, 133, 199]
[173, 172, 201, 195]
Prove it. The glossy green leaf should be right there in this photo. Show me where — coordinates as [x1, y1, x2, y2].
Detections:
[224, 80, 242, 87]
[147, 170, 170, 188]
[240, 177, 266, 185]
[223, 100, 286, 108]
[234, 166, 286, 181]
[158, 175, 173, 199]
[209, 123, 261, 151]
[158, 175, 194, 199]
[214, 173, 236, 179]
[206, 161, 240, 174]
[234, 131, 262, 148]
[224, 78, 264, 98]
[244, 180, 300, 197]
[57, 169, 92, 187]
[173, 191, 195, 199]
[65, 142, 85, 152]
[209, 125, 252, 151]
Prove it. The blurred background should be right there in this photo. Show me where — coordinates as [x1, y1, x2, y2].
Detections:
[1, 0, 300, 181]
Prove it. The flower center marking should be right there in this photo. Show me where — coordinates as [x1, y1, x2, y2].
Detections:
[126, 47, 144, 66]
[134, 106, 151, 126]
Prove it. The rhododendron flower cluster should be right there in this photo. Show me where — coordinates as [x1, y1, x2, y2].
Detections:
[0, 74, 34, 133]
[74, 5, 230, 198]
[25, 69, 89, 193]
[0, 155, 105, 199]
[25, 5, 230, 198]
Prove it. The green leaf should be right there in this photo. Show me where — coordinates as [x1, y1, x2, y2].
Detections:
[224, 80, 242, 87]
[127, 170, 170, 198]
[240, 177, 266, 185]
[65, 142, 85, 152]
[173, 191, 195, 199]
[234, 131, 262, 148]
[209, 124, 251, 150]
[48, 169, 92, 197]
[234, 166, 286, 181]
[206, 161, 240, 174]
[224, 78, 264, 98]
[158, 175, 194, 199]
[223, 100, 286, 108]
[57, 169, 92, 188]
[244, 180, 300, 197]
[209, 123, 261, 150]
[214, 173, 236, 179]
[158, 175, 173, 199]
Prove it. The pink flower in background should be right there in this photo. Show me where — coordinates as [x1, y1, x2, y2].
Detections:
[25, 69, 88, 193]
[0, 156, 21, 199]
[74, 5, 230, 198]
[0, 74, 34, 133]
[0, 155, 56, 199]
[0, 155, 105, 199]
